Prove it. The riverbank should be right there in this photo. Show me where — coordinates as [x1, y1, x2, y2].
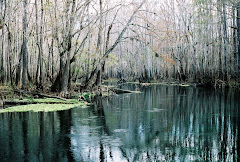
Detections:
[0, 85, 93, 113]
[1, 79, 238, 113]
[0, 83, 135, 113]
[127, 82, 205, 87]
[104, 77, 240, 89]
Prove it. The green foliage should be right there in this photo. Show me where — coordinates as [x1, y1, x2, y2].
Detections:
[77, 93, 96, 100]
[0, 85, 15, 99]
[83, 93, 90, 99]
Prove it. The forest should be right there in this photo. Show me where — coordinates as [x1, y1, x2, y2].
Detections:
[1, 1, 240, 161]
[0, 0, 240, 94]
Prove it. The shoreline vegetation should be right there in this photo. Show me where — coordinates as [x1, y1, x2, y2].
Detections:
[0, 79, 141, 113]
[0, 84, 94, 112]
[1, 78, 238, 113]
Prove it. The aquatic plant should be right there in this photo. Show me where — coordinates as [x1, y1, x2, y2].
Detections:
[0, 102, 89, 113]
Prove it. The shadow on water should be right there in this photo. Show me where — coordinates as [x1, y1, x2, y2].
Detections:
[0, 84, 240, 161]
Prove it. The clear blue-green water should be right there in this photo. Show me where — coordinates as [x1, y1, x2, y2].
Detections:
[0, 84, 240, 161]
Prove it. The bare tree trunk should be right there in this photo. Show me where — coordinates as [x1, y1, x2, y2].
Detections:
[39, 0, 44, 88]
[237, 2, 240, 80]
[35, 0, 44, 90]
[4, 1, 12, 84]
[232, 5, 237, 80]
[0, 0, 2, 83]
[217, 0, 223, 80]
[85, 5, 91, 84]
[61, 0, 76, 92]
[21, 0, 28, 89]
[6, 24, 12, 84]
[0, 0, 6, 83]
[35, 0, 39, 83]
[222, 1, 228, 81]
[47, 37, 54, 82]
[95, 0, 103, 87]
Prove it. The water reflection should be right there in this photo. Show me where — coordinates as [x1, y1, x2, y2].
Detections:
[0, 85, 240, 161]
[0, 111, 73, 162]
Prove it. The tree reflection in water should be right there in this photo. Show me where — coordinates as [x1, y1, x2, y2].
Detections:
[0, 85, 239, 161]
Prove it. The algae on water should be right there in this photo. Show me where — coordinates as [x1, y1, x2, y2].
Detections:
[0, 102, 89, 113]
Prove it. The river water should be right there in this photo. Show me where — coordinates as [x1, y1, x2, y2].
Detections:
[0, 84, 240, 161]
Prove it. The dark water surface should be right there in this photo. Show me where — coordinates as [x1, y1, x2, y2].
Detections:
[0, 84, 240, 161]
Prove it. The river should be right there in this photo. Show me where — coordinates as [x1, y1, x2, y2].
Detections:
[0, 84, 239, 161]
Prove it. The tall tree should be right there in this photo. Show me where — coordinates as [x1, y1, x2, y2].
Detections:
[95, 0, 103, 87]
[237, 2, 240, 80]
[232, 4, 237, 79]
[35, 0, 44, 90]
[222, 0, 228, 80]
[0, 0, 6, 83]
[21, 0, 29, 89]
[84, 0, 147, 88]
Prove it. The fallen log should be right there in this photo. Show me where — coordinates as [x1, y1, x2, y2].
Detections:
[34, 93, 68, 101]
[3, 100, 74, 106]
[109, 88, 136, 94]
[4, 100, 35, 105]
[14, 89, 68, 101]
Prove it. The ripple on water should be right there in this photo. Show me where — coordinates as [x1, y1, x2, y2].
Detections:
[147, 108, 165, 112]
[114, 129, 128, 133]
